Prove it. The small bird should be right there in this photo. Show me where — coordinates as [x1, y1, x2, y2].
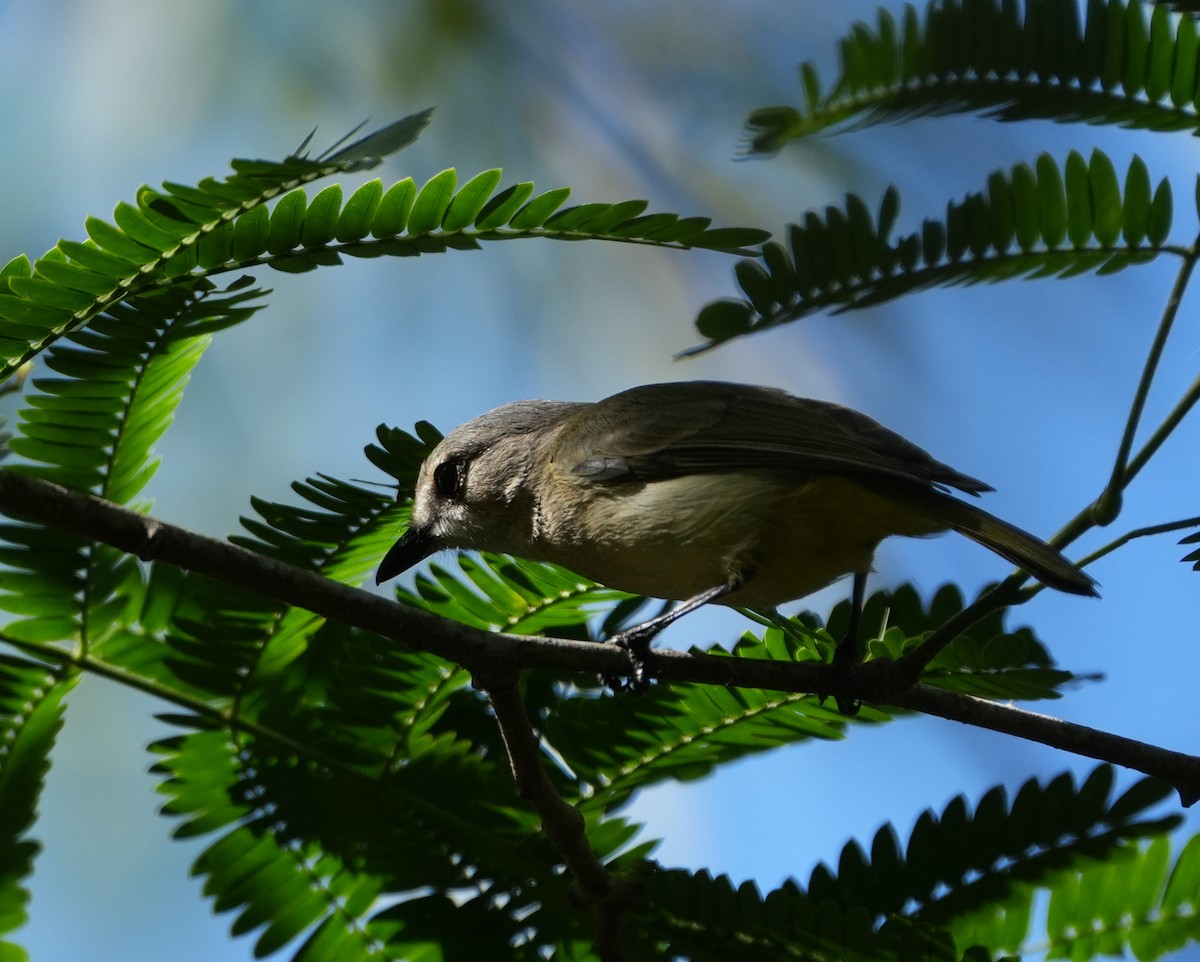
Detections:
[377, 381, 1095, 686]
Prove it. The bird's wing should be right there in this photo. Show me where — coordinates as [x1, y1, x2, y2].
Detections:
[554, 381, 990, 495]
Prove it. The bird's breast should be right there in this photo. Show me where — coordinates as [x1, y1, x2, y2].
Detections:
[530, 472, 942, 607]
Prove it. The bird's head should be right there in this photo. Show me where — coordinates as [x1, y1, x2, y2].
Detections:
[376, 399, 583, 583]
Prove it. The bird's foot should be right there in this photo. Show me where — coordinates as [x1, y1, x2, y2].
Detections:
[824, 652, 917, 715]
[828, 635, 863, 716]
[600, 626, 656, 694]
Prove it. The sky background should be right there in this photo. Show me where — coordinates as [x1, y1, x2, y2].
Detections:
[1, 1, 1199, 960]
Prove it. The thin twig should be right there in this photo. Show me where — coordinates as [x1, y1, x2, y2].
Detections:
[478, 670, 614, 901]
[1092, 247, 1197, 524]
[1075, 515, 1200, 571]
[887, 685, 1200, 805]
[479, 670, 635, 962]
[2, 468, 1198, 805]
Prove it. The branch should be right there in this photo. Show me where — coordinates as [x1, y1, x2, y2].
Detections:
[888, 685, 1200, 805]
[2, 468, 1198, 805]
[479, 670, 638, 962]
[1093, 246, 1198, 524]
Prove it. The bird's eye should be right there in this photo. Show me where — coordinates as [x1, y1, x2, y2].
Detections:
[433, 458, 467, 498]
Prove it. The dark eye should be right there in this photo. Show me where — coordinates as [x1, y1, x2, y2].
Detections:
[433, 457, 467, 498]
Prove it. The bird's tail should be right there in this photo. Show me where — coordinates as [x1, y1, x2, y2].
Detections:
[916, 490, 1098, 597]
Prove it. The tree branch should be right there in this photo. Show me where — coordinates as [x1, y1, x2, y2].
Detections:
[1092, 245, 1197, 524]
[478, 669, 613, 899]
[479, 669, 637, 962]
[2, 468, 1197, 805]
[887, 685, 1200, 805]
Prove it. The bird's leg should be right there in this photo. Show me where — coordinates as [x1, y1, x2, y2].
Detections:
[833, 570, 867, 666]
[829, 570, 868, 715]
[605, 579, 741, 693]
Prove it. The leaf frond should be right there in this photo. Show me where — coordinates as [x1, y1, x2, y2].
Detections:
[688, 150, 1177, 352]
[0, 280, 266, 650]
[642, 868, 951, 962]
[637, 768, 1179, 961]
[0, 112, 432, 383]
[0, 657, 77, 958]
[150, 711, 588, 959]
[396, 551, 636, 638]
[1041, 833, 1200, 961]
[822, 767, 1178, 932]
[1179, 527, 1200, 569]
[742, 1, 1200, 155]
[194, 169, 772, 280]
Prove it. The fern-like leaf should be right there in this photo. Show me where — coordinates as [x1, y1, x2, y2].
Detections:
[848, 584, 1080, 701]
[151, 728, 466, 961]
[0, 112, 431, 384]
[150, 705, 600, 960]
[229, 422, 436, 586]
[396, 551, 635, 638]
[551, 673, 859, 815]
[0, 279, 265, 650]
[190, 169, 771, 279]
[814, 767, 1178, 929]
[0, 657, 77, 961]
[641, 868, 950, 962]
[635, 768, 1178, 962]
[1042, 833, 1200, 961]
[689, 150, 1176, 352]
[151, 423, 433, 701]
[742, 1, 1200, 155]
[1179, 528, 1200, 569]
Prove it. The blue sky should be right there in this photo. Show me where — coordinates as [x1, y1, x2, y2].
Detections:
[2, 2, 1199, 959]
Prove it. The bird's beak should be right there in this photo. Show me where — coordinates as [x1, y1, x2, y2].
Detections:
[376, 525, 437, 584]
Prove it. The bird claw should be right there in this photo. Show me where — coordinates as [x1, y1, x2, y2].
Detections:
[600, 632, 654, 694]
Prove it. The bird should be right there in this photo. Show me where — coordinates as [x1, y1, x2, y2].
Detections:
[376, 381, 1096, 689]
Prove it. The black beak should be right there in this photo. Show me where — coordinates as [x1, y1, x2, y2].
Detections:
[376, 525, 437, 584]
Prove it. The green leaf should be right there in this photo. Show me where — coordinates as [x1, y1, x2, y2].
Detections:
[734, 261, 777, 316]
[334, 179, 383, 243]
[50, 241, 135, 279]
[687, 151, 1179, 353]
[0, 659, 77, 952]
[266, 189, 307, 255]
[441, 168, 503, 232]
[84, 215, 155, 263]
[1044, 834, 1200, 962]
[2, 116, 430, 383]
[688, 226, 772, 252]
[1036, 154, 1067, 249]
[230, 205, 271, 262]
[371, 178, 416, 237]
[1122, 155, 1151, 246]
[693, 299, 753, 342]
[406, 169, 458, 235]
[1011, 162, 1040, 251]
[1147, 178, 1172, 247]
[509, 187, 573, 229]
[298, 184, 342, 247]
[1064, 150, 1093, 247]
[474, 182, 535, 230]
[740, 0, 1200, 155]
[318, 106, 434, 169]
[1090, 149, 1123, 246]
[112, 201, 192, 249]
[33, 261, 119, 298]
[1171, 14, 1199, 108]
[2, 282, 265, 689]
